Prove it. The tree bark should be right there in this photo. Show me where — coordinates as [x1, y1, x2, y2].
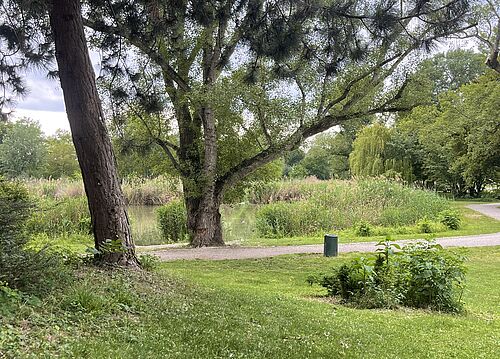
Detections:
[49, 0, 138, 266]
[186, 194, 224, 247]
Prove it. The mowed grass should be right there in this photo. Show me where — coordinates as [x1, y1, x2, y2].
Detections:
[2, 247, 499, 358]
[242, 201, 500, 246]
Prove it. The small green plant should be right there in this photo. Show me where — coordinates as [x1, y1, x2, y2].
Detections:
[439, 209, 461, 230]
[355, 221, 372, 237]
[156, 200, 188, 242]
[417, 217, 433, 233]
[139, 254, 160, 271]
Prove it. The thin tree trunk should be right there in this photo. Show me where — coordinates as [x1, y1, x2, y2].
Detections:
[50, 0, 138, 266]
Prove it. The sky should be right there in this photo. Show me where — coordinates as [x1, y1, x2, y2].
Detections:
[11, 70, 70, 135]
[9, 51, 102, 136]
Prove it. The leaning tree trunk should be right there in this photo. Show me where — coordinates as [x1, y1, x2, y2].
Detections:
[50, 0, 138, 266]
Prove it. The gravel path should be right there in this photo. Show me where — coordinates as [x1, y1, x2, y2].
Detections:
[151, 203, 500, 261]
[466, 203, 500, 220]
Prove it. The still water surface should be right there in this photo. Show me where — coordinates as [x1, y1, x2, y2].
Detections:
[128, 204, 257, 246]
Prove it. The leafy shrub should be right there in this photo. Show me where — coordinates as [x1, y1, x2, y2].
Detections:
[139, 254, 160, 271]
[0, 178, 70, 295]
[417, 217, 433, 233]
[355, 221, 372, 237]
[397, 242, 467, 312]
[157, 200, 187, 242]
[439, 209, 461, 230]
[0, 281, 22, 315]
[309, 240, 467, 312]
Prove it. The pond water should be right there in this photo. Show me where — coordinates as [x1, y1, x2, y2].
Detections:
[127, 204, 258, 246]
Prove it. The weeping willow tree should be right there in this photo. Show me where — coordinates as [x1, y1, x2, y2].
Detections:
[350, 123, 415, 181]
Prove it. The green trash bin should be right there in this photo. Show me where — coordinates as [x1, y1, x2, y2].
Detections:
[324, 234, 338, 257]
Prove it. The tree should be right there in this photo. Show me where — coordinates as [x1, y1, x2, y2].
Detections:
[470, 0, 500, 73]
[81, 0, 472, 246]
[0, 0, 139, 265]
[415, 49, 486, 98]
[350, 123, 391, 177]
[49, 0, 138, 265]
[349, 123, 416, 181]
[43, 130, 80, 179]
[0, 119, 46, 178]
[401, 71, 500, 196]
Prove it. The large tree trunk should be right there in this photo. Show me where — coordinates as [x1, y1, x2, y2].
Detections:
[186, 192, 224, 247]
[50, 0, 138, 266]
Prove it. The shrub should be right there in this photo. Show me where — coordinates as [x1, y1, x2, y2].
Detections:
[416, 217, 433, 233]
[310, 240, 467, 312]
[355, 221, 372, 237]
[0, 178, 70, 295]
[397, 242, 467, 312]
[439, 209, 461, 230]
[157, 200, 187, 242]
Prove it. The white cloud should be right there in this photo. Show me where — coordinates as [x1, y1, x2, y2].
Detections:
[12, 109, 69, 136]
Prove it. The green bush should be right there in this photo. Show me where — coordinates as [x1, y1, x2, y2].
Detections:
[355, 221, 372, 237]
[156, 200, 187, 242]
[0, 178, 70, 295]
[309, 241, 466, 312]
[439, 209, 461, 230]
[417, 217, 433, 233]
[397, 243, 467, 312]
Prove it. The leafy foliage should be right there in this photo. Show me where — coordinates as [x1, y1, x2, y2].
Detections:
[0, 178, 70, 294]
[439, 209, 462, 230]
[42, 130, 80, 179]
[397, 72, 500, 196]
[0, 119, 46, 178]
[310, 240, 467, 312]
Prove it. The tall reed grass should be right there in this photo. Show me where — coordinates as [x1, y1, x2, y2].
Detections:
[255, 178, 450, 238]
[23, 176, 182, 205]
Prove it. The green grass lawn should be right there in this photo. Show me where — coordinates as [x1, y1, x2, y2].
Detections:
[241, 201, 500, 246]
[2, 246, 499, 358]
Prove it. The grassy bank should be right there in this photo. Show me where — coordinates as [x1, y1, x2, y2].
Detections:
[241, 202, 500, 246]
[252, 179, 451, 238]
[1, 246, 499, 358]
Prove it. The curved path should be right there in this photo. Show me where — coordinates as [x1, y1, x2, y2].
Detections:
[151, 203, 500, 261]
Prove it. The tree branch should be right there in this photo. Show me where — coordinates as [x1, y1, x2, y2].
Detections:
[83, 19, 191, 92]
